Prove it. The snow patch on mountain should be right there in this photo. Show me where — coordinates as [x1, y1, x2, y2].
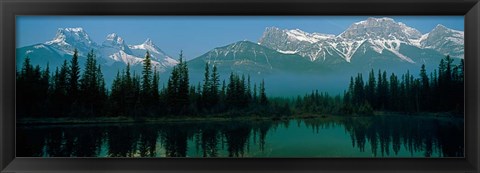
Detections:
[45, 27, 95, 48]
[420, 24, 464, 58]
[20, 27, 179, 72]
[259, 17, 464, 64]
[277, 49, 298, 54]
[286, 29, 335, 43]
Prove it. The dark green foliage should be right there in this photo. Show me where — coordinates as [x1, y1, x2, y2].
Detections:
[259, 79, 268, 106]
[17, 51, 463, 119]
[294, 90, 344, 115]
[365, 69, 376, 107]
[17, 50, 108, 118]
[342, 55, 464, 115]
[166, 51, 190, 115]
[79, 50, 107, 117]
[17, 57, 51, 117]
[109, 63, 142, 117]
[68, 49, 81, 100]
[52, 60, 69, 116]
[142, 51, 152, 95]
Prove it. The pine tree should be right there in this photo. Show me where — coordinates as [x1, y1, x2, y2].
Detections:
[445, 55, 453, 84]
[240, 74, 247, 107]
[381, 71, 389, 109]
[124, 63, 135, 116]
[79, 50, 103, 117]
[152, 66, 160, 103]
[419, 64, 430, 111]
[353, 73, 364, 106]
[142, 51, 153, 96]
[53, 60, 69, 116]
[68, 49, 80, 99]
[96, 64, 107, 115]
[389, 73, 399, 111]
[259, 79, 268, 106]
[110, 70, 124, 116]
[226, 72, 236, 108]
[253, 83, 257, 103]
[210, 65, 220, 107]
[167, 66, 179, 113]
[221, 80, 226, 101]
[177, 51, 190, 112]
[166, 51, 190, 115]
[366, 69, 376, 107]
[246, 75, 252, 103]
[202, 62, 211, 108]
[376, 69, 383, 108]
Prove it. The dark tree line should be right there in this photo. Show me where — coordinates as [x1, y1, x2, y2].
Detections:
[17, 49, 278, 118]
[17, 50, 463, 118]
[342, 55, 464, 115]
[17, 49, 107, 118]
[179, 62, 272, 116]
[290, 55, 463, 116]
[293, 90, 343, 115]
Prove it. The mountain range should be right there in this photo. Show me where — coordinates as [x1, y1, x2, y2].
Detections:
[259, 17, 463, 62]
[17, 28, 178, 77]
[16, 17, 464, 93]
[189, 17, 463, 80]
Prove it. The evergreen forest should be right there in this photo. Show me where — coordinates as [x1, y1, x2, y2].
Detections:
[16, 49, 464, 120]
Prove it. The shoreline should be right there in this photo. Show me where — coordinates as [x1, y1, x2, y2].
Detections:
[17, 114, 334, 126]
[17, 111, 463, 126]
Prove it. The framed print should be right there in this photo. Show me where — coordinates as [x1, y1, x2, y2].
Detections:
[1, 0, 479, 172]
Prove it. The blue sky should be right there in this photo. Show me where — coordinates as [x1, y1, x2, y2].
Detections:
[17, 16, 464, 59]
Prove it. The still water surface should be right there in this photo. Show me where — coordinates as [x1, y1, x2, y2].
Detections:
[17, 115, 464, 157]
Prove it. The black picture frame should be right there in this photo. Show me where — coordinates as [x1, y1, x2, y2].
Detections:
[1, 0, 479, 172]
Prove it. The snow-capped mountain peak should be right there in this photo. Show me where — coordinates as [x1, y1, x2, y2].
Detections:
[45, 27, 94, 47]
[353, 17, 395, 25]
[105, 33, 125, 45]
[259, 17, 464, 65]
[260, 27, 335, 45]
[286, 28, 334, 43]
[129, 38, 163, 55]
[419, 24, 464, 58]
[430, 24, 464, 36]
[102, 33, 129, 49]
[19, 27, 179, 80]
[143, 38, 155, 46]
[340, 17, 422, 41]
[126, 38, 179, 68]
[101, 33, 132, 55]
[433, 24, 448, 31]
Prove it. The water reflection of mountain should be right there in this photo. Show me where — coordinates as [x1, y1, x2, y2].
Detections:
[17, 116, 463, 158]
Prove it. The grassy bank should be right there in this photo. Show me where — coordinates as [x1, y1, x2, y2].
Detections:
[17, 115, 292, 126]
[17, 111, 461, 126]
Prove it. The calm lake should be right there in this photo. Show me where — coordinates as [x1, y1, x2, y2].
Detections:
[17, 115, 464, 158]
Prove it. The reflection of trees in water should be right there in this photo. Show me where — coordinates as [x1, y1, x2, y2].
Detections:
[249, 121, 271, 153]
[222, 123, 251, 157]
[107, 125, 140, 157]
[16, 126, 104, 157]
[17, 127, 47, 157]
[160, 125, 189, 157]
[45, 128, 75, 157]
[436, 121, 464, 157]
[338, 116, 463, 157]
[302, 119, 339, 134]
[71, 127, 104, 157]
[17, 116, 463, 157]
[191, 121, 272, 157]
[138, 126, 159, 157]
[199, 127, 219, 157]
